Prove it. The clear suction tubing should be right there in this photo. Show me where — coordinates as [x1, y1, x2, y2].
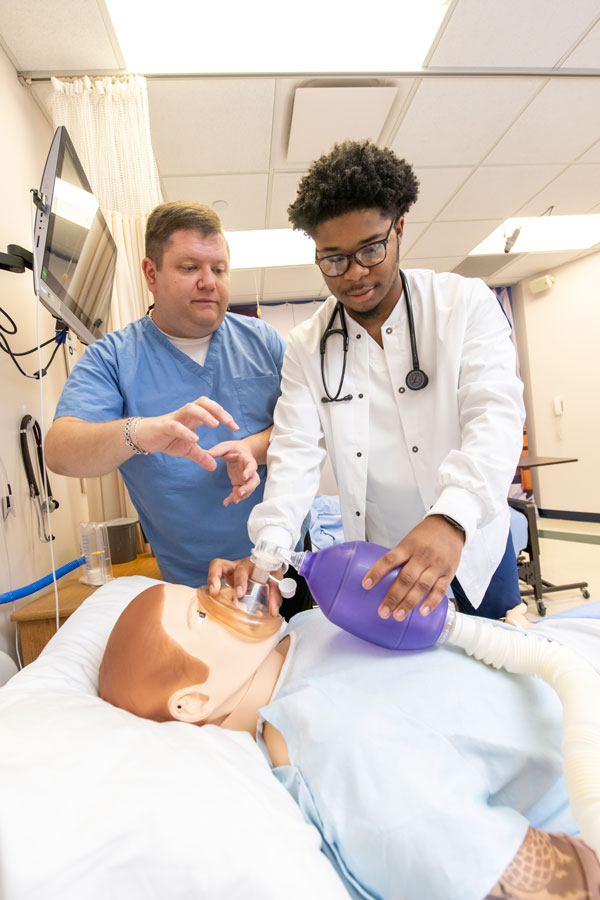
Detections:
[252, 538, 600, 855]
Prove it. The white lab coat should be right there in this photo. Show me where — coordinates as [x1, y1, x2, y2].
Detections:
[249, 270, 525, 606]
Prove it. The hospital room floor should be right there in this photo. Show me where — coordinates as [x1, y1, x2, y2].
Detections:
[524, 518, 600, 621]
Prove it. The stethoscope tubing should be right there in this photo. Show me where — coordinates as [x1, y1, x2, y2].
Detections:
[320, 269, 428, 403]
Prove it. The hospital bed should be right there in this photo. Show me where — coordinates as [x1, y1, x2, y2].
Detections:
[0, 576, 349, 900]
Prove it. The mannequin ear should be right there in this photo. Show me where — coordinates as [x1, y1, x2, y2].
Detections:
[168, 687, 210, 724]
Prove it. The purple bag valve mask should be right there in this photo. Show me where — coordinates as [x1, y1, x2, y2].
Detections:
[252, 540, 455, 651]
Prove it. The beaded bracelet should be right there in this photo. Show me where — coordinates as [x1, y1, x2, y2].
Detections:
[123, 416, 149, 455]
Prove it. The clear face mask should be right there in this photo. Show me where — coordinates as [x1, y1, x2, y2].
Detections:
[199, 585, 283, 640]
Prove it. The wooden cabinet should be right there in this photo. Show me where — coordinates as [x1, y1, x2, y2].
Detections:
[10, 553, 162, 665]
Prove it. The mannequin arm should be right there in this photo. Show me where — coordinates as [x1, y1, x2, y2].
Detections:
[485, 828, 598, 899]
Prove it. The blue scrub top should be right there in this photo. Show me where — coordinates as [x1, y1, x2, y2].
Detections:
[55, 314, 285, 585]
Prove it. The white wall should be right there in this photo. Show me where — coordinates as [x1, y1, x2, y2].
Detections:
[512, 250, 600, 516]
[0, 48, 89, 660]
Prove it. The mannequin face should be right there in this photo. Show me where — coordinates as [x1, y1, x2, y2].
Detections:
[161, 583, 283, 724]
[98, 583, 283, 725]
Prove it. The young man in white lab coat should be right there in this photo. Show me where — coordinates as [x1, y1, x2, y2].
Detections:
[222, 140, 525, 622]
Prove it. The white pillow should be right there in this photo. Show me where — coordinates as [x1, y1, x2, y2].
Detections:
[0, 576, 349, 900]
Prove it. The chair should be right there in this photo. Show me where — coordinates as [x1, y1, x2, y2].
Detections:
[508, 497, 590, 616]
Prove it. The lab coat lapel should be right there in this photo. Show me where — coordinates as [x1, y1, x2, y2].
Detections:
[321, 324, 370, 541]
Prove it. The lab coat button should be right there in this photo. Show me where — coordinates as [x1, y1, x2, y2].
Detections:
[355, 511, 361, 516]
[398, 387, 405, 394]
[385, 327, 392, 334]
[412, 446, 419, 453]
[358, 393, 364, 398]
[356, 333, 361, 339]
[357, 452, 362, 457]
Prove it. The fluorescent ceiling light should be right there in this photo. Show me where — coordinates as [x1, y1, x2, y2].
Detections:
[469, 215, 600, 256]
[105, 0, 450, 74]
[225, 228, 315, 269]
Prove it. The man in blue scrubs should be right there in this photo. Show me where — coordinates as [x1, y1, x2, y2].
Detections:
[45, 202, 286, 586]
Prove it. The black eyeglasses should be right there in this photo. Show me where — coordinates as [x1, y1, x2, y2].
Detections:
[315, 218, 397, 277]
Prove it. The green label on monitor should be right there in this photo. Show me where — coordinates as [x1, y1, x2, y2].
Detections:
[42, 267, 47, 280]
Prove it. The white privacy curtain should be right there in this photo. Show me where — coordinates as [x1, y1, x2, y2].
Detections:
[50, 75, 162, 328]
[50, 75, 164, 526]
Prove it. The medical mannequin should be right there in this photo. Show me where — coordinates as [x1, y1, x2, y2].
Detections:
[99, 585, 600, 900]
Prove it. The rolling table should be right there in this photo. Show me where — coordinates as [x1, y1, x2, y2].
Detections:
[510, 456, 589, 616]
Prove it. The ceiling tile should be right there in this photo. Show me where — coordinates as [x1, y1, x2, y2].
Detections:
[287, 87, 397, 163]
[488, 250, 586, 284]
[402, 256, 466, 273]
[263, 265, 324, 296]
[452, 254, 525, 280]
[269, 76, 416, 170]
[410, 167, 472, 221]
[262, 290, 323, 302]
[515, 164, 600, 216]
[577, 140, 600, 163]
[407, 220, 501, 258]
[428, 0, 600, 67]
[438, 165, 564, 221]
[162, 173, 269, 231]
[229, 268, 263, 298]
[147, 78, 275, 175]
[562, 20, 600, 68]
[485, 79, 600, 165]
[0, 0, 122, 71]
[268, 172, 305, 229]
[401, 221, 430, 256]
[390, 78, 543, 166]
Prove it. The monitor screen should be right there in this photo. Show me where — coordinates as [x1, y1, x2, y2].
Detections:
[34, 126, 117, 345]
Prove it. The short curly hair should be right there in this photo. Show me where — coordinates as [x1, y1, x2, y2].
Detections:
[288, 140, 420, 236]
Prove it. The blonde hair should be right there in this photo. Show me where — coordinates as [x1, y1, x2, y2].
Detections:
[145, 201, 225, 269]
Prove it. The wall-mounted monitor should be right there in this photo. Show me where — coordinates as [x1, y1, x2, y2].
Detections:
[33, 126, 117, 345]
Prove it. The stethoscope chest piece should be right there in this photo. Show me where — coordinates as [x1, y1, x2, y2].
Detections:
[319, 270, 429, 401]
[405, 367, 428, 391]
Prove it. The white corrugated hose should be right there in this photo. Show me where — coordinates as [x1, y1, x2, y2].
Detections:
[449, 614, 600, 858]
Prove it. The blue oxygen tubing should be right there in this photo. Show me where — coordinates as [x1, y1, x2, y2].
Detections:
[0, 556, 85, 605]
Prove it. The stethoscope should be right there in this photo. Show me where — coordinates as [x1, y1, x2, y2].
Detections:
[320, 269, 429, 403]
[19, 415, 59, 542]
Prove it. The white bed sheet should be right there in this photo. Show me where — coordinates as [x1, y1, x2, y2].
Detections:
[0, 576, 350, 900]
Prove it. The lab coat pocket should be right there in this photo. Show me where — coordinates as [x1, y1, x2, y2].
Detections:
[232, 374, 281, 434]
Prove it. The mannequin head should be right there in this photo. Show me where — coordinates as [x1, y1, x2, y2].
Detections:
[98, 583, 283, 724]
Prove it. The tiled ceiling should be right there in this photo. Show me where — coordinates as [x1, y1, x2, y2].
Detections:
[1, 0, 599, 305]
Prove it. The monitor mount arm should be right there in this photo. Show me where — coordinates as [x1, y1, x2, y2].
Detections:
[0, 244, 33, 273]
[0, 191, 46, 272]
